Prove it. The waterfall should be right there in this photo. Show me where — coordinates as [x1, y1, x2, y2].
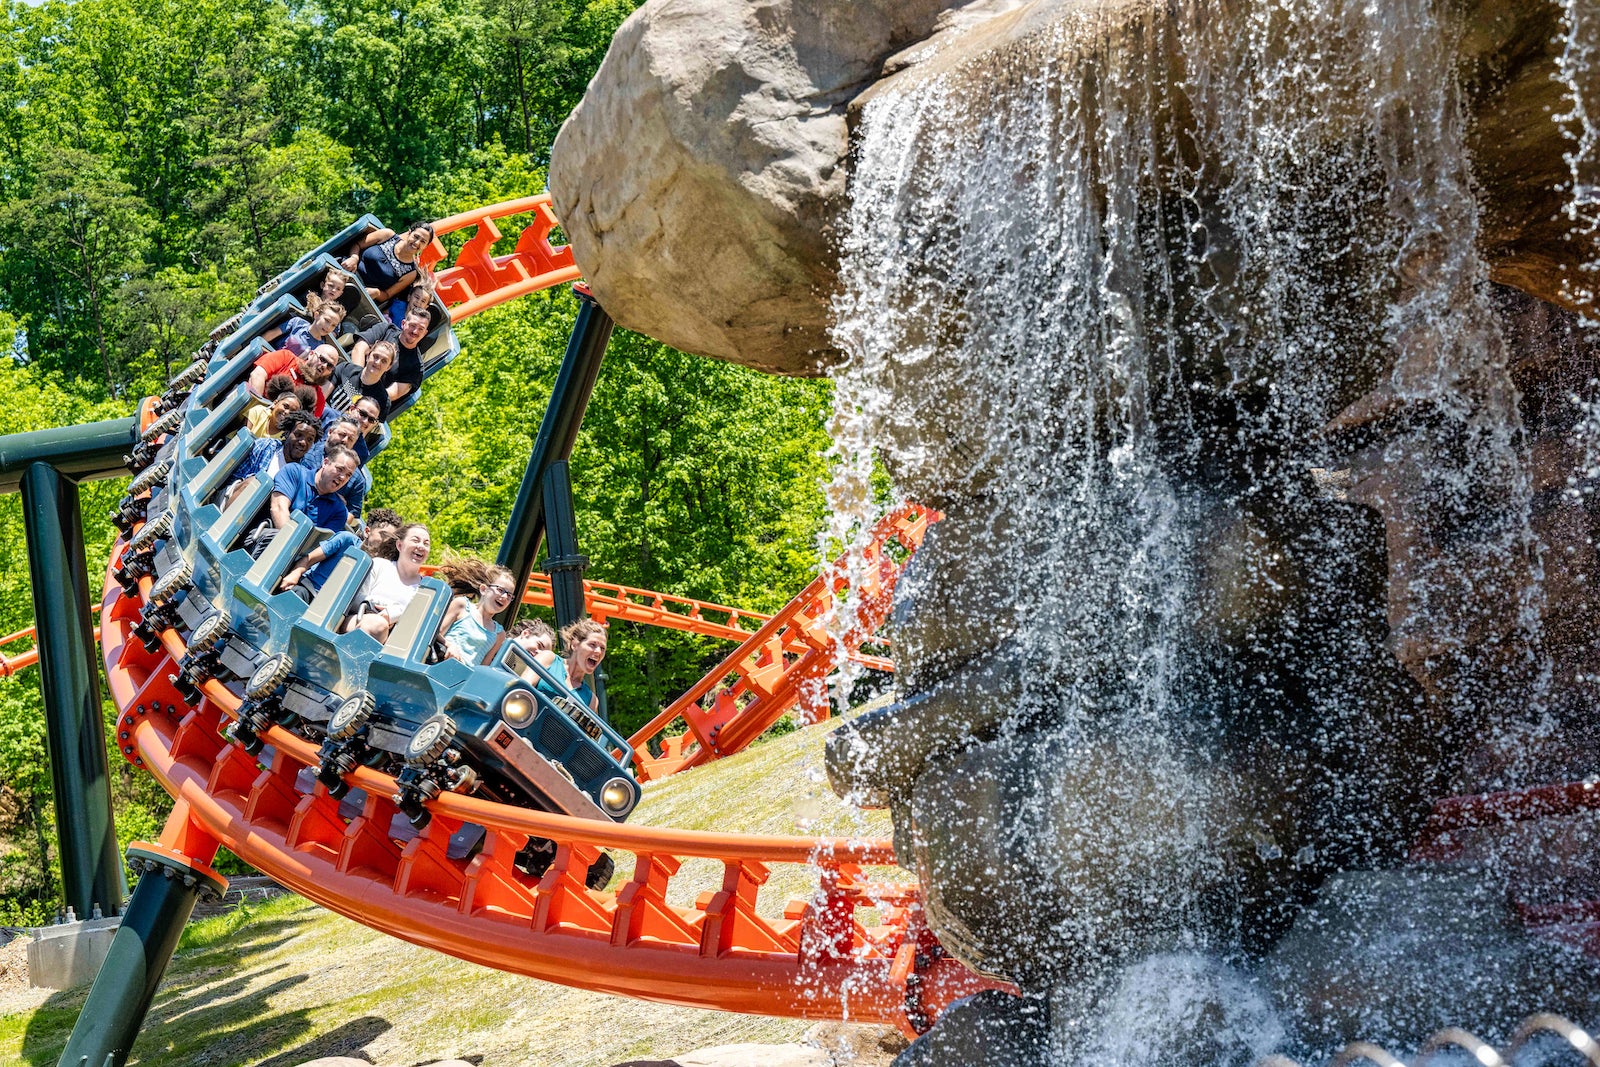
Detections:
[826, 0, 1555, 1059]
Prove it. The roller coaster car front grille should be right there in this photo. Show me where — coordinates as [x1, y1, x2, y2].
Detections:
[566, 746, 607, 785]
[538, 713, 573, 754]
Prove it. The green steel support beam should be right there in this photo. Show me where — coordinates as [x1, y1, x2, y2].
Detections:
[541, 459, 608, 721]
[20, 461, 126, 919]
[497, 287, 614, 624]
[0, 417, 139, 494]
[58, 844, 226, 1067]
[541, 460, 588, 631]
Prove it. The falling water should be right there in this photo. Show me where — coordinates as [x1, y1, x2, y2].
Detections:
[824, 0, 1567, 1060]
[1559, 0, 1600, 311]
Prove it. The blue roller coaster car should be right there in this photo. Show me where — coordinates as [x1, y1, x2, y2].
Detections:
[119, 219, 637, 891]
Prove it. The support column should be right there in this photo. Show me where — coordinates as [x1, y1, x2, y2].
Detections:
[20, 462, 125, 919]
[497, 286, 614, 624]
[541, 460, 589, 630]
[541, 459, 609, 721]
[59, 807, 226, 1067]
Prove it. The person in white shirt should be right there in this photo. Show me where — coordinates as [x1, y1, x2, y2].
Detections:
[345, 523, 431, 642]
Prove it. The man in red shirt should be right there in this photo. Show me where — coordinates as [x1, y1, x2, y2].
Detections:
[248, 345, 338, 417]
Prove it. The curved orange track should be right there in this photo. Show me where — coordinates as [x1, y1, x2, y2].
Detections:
[99, 195, 1010, 1035]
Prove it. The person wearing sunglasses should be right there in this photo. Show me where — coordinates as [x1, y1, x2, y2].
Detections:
[434, 558, 516, 664]
[324, 343, 394, 427]
[248, 344, 336, 417]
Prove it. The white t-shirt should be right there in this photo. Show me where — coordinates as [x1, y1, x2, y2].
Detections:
[359, 558, 420, 622]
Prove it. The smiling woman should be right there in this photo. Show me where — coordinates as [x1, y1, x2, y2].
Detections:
[534, 616, 608, 715]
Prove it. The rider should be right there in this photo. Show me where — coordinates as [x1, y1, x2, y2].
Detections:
[533, 618, 606, 715]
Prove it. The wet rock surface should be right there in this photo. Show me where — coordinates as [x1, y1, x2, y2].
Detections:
[893, 990, 1050, 1067]
[558, 0, 1600, 1061]
[1265, 866, 1600, 1054]
[552, 0, 1596, 375]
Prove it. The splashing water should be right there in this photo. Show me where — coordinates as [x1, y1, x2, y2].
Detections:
[1558, 0, 1600, 312]
[825, 0, 1559, 1059]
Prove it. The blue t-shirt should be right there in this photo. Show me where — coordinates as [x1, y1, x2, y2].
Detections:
[280, 315, 352, 356]
[301, 443, 368, 516]
[537, 654, 596, 710]
[278, 317, 319, 356]
[272, 463, 348, 531]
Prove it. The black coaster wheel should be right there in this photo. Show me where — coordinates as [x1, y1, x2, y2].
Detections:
[126, 458, 173, 499]
[140, 408, 183, 443]
[128, 510, 173, 553]
[315, 746, 358, 798]
[514, 836, 557, 878]
[585, 853, 615, 891]
[146, 559, 194, 607]
[166, 358, 208, 392]
[327, 690, 375, 740]
[405, 715, 456, 766]
[185, 613, 231, 656]
[245, 654, 292, 701]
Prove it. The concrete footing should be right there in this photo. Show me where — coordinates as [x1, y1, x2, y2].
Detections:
[27, 916, 121, 990]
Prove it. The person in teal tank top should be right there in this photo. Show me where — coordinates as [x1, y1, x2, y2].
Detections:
[434, 558, 515, 664]
[533, 618, 608, 714]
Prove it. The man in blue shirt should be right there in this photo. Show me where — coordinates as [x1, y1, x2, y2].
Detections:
[301, 416, 369, 519]
[270, 447, 359, 533]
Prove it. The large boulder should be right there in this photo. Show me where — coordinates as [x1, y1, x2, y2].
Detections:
[551, 0, 1599, 374]
[550, 0, 1031, 374]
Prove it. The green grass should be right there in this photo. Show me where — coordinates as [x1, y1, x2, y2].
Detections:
[0, 715, 904, 1066]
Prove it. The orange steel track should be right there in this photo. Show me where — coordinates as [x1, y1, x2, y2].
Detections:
[626, 506, 933, 782]
[423, 195, 583, 322]
[103, 551, 1004, 1033]
[88, 195, 1011, 1034]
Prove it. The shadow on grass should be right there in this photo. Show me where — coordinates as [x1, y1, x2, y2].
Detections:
[19, 973, 316, 1066]
[229, 1014, 392, 1067]
[15, 898, 341, 1066]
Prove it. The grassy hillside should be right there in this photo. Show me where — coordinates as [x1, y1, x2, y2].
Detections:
[0, 718, 904, 1067]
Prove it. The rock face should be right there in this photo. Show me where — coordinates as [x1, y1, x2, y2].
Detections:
[552, 0, 1598, 374]
[551, 0, 1029, 374]
[554, 0, 1600, 1061]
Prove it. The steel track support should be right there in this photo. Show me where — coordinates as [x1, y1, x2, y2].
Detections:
[541, 460, 589, 631]
[17, 463, 133, 920]
[58, 805, 227, 1067]
[541, 458, 609, 720]
[2, 417, 140, 919]
[498, 286, 613, 621]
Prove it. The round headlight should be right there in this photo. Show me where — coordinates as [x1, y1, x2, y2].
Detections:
[600, 777, 634, 815]
[501, 689, 536, 727]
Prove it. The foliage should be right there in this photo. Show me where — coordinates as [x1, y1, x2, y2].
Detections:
[0, 0, 639, 394]
[0, 0, 841, 927]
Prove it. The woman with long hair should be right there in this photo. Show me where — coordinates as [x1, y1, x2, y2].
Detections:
[433, 557, 516, 664]
[533, 618, 607, 714]
[354, 221, 435, 304]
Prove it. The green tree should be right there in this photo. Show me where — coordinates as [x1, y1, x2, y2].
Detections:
[120, 266, 252, 393]
[0, 146, 151, 393]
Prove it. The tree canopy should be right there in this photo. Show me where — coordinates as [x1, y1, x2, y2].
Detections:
[0, 0, 841, 922]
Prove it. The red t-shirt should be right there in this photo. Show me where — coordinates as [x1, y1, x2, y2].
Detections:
[253, 348, 326, 416]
